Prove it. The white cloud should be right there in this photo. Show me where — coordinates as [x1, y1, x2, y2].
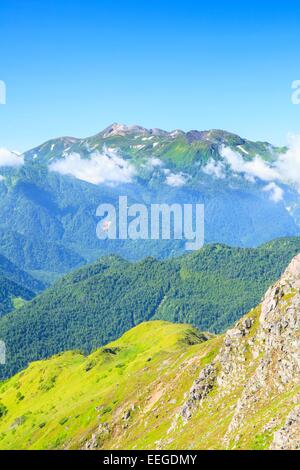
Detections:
[244, 174, 256, 183]
[0, 148, 24, 167]
[0, 175, 5, 182]
[165, 172, 187, 187]
[148, 157, 163, 167]
[143, 157, 164, 171]
[276, 134, 300, 190]
[263, 182, 284, 202]
[219, 136, 300, 194]
[220, 146, 279, 182]
[203, 159, 225, 179]
[217, 136, 300, 199]
[49, 147, 136, 185]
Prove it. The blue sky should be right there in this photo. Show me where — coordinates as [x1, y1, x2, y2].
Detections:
[0, 0, 299, 151]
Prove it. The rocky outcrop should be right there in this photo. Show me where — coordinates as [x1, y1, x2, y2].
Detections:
[223, 256, 300, 447]
[181, 364, 217, 422]
[83, 422, 110, 450]
[178, 254, 300, 449]
[271, 406, 300, 450]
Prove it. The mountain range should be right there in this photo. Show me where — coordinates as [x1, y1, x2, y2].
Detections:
[0, 252, 299, 450]
[0, 124, 300, 450]
[1, 237, 300, 380]
[1, 124, 300, 281]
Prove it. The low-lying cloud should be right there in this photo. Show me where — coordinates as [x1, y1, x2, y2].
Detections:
[276, 134, 300, 190]
[165, 172, 187, 187]
[0, 148, 24, 167]
[203, 159, 225, 179]
[220, 146, 279, 182]
[263, 182, 284, 202]
[148, 157, 163, 167]
[49, 147, 136, 185]
[219, 136, 300, 189]
[203, 135, 300, 202]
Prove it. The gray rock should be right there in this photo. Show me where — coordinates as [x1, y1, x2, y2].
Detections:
[271, 407, 300, 450]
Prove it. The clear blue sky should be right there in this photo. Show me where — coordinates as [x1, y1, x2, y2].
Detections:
[0, 0, 299, 151]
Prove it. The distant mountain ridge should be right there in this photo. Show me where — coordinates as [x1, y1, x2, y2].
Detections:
[0, 124, 299, 278]
[1, 237, 300, 380]
[24, 123, 281, 165]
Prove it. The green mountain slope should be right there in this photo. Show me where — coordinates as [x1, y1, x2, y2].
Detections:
[1, 124, 299, 278]
[0, 254, 44, 316]
[25, 125, 284, 168]
[0, 249, 299, 450]
[1, 237, 300, 379]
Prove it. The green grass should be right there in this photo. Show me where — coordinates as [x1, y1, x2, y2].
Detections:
[0, 315, 298, 450]
[0, 321, 213, 449]
[12, 297, 27, 310]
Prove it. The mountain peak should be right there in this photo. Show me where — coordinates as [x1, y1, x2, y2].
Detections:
[97, 124, 250, 145]
[100, 123, 147, 137]
[99, 123, 170, 138]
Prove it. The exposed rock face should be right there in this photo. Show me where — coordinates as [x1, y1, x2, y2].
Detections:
[75, 255, 300, 450]
[179, 254, 300, 449]
[83, 422, 110, 450]
[181, 364, 217, 422]
[271, 406, 300, 450]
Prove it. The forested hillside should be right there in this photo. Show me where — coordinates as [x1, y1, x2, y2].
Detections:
[0, 254, 44, 316]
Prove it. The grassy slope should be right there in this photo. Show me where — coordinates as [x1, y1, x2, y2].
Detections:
[0, 321, 215, 450]
[26, 128, 283, 169]
[0, 316, 298, 450]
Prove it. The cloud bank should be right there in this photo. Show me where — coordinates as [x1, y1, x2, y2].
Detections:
[202, 136, 300, 202]
[148, 157, 163, 167]
[263, 182, 284, 202]
[221, 135, 300, 191]
[165, 172, 187, 187]
[203, 159, 225, 179]
[276, 134, 300, 190]
[220, 146, 279, 182]
[0, 148, 24, 167]
[49, 147, 136, 185]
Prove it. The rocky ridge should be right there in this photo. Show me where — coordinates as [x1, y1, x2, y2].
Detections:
[178, 254, 300, 449]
